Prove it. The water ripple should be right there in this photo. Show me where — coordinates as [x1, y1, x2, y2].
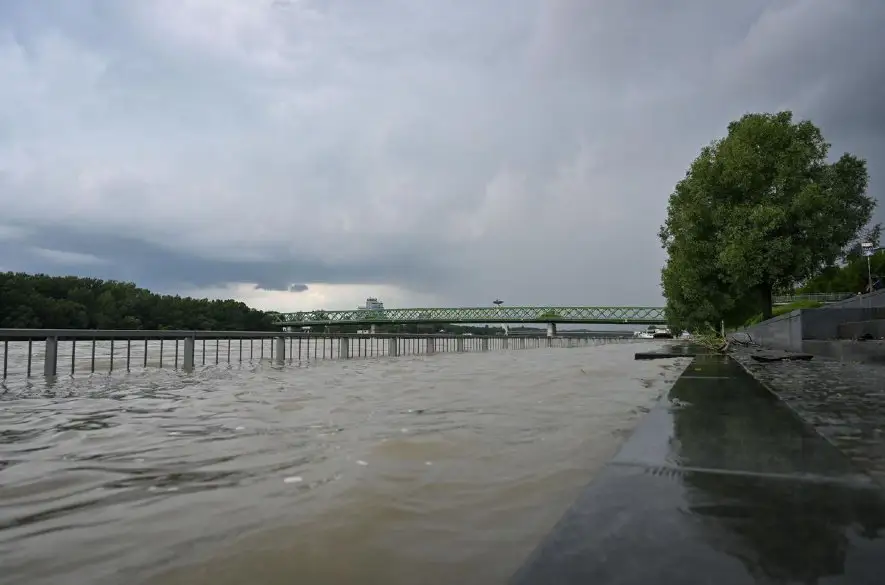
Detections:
[0, 342, 687, 585]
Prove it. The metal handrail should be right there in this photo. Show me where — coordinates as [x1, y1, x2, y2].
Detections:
[0, 328, 642, 380]
[772, 292, 856, 304]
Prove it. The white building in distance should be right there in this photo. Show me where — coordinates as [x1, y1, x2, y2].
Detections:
[358, 297, 385, 310]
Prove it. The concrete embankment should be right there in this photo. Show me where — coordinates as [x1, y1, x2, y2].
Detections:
[509, 352, 885, 585]
[741, 289, 885, 363]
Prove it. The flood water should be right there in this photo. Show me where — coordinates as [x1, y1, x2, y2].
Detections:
[0, 341, 688, 585]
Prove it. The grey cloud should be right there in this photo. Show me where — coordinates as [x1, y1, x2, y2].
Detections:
[29, 247, 109, 266]
[0, 224, 446, 294]
[1, 0, 883, 308]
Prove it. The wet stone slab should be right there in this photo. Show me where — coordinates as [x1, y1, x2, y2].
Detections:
[510, 464, 885, 585]
[510, 355, 885, 585]
[732, 349, 885, 486]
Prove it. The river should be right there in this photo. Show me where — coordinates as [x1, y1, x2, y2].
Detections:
[0, 341, 688, 585]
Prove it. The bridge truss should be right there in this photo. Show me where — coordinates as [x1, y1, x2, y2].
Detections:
[274, 306, 667, 326]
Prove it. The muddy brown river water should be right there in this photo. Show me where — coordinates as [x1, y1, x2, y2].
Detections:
[0, 341, 688, 585]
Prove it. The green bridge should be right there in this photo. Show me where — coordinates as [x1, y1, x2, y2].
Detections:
[272, 306, 667, 327]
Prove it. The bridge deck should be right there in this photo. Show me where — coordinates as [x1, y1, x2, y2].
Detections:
[274, 306, 667, 326]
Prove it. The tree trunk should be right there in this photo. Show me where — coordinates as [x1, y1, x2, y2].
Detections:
[758, 282, 773, 320]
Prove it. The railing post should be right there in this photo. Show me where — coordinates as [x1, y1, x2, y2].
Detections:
[388, 337, 399, 357]
[183, 336, 195, 372]
[339, 337, 350, 359]
[427, 337, 436, 354]
[502, 337, 509, 349]
[44, 336, 58, 377]
[274, 336, 286, 364]
[456, 337, 465, 352]
[481, 338, 489, 351]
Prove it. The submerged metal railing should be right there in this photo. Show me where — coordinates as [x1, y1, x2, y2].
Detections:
[0, 329, 640, 380]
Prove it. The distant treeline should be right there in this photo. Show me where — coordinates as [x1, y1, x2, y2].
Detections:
[0, 272, 510, 334]
[0, 272, 278, 330]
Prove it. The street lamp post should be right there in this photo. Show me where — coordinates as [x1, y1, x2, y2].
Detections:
[862, 242, 874, 295]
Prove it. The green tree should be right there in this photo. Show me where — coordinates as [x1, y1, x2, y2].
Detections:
[0, 272, 278, 331]
[659, 111, 877, 330]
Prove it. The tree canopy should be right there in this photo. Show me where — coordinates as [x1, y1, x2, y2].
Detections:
[659, 111, 877, 331]
[0, 272, 278, 330]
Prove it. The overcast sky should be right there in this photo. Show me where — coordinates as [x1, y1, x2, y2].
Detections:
[1, 0, 882, 312]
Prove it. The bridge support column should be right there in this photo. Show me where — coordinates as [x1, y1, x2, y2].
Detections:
[370, 324, 377, 334]
[43, 336, 58, 378]
[481, 338, 489, 351]
[183, 336, 195, 372]
[456, 337, 465, 352]
[339, 337, 350, 359]
[274, 337, 286, 364]
[388, 337, 399, 357]
[547, 323, 556, 338]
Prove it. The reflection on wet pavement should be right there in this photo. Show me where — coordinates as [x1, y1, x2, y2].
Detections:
[511, 354, 885, 585]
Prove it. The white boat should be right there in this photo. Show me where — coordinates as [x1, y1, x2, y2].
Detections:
[636, 325, 671, 339]
[635, 326, 654, 339]
[652, 326, 673, 339]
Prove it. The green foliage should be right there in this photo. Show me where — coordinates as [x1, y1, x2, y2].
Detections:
[0, 272, 278, 330]
[692, 330, 728, 353]
[798, 250, 885, 294]
[659, 111, 877, 331]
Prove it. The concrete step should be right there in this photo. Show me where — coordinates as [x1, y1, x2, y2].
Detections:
[837, 319, 885, 340]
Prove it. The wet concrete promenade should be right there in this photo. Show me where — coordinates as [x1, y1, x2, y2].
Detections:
[733, 349, 885, 487]
[510, 353, 885, 584]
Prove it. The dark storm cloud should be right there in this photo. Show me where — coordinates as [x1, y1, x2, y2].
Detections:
[1, 0, 883, 307]
[0, 224, 443, 293]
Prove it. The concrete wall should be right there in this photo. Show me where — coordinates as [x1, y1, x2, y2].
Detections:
[741, 310, 803, 351]
[837, 319, 885, 339]
[740, 299, 885, 362]
[741, 307, 885, 349]
[801, 307, 885, 339]
[743, 302, 885, 344]
[821, 288, 885, 309]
